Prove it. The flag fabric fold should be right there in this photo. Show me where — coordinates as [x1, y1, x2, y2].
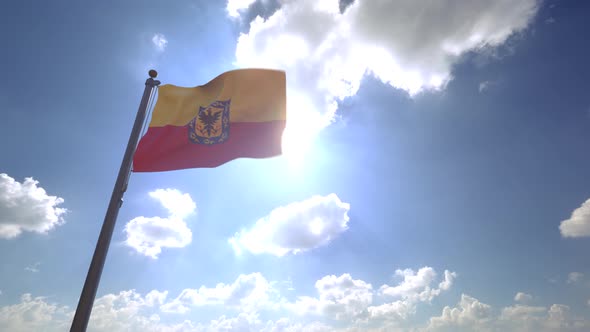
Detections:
[133, 69, 286, 172]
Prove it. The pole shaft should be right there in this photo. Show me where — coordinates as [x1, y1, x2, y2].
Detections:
[70, 76, 160, 332]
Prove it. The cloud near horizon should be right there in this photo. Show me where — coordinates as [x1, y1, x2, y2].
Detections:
[3, 266, 587, 331]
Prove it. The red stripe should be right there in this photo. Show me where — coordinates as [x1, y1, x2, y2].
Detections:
[132, 121, 286, 172]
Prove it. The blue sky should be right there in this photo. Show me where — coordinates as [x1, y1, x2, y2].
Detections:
[1, 0, 590, 331]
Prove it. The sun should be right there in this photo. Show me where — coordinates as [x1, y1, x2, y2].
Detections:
[281, 127, 314, 165]
[280, 94, 325, 165]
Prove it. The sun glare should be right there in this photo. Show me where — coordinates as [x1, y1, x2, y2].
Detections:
[281, 127, 315, 165]
[281, 93, 326, 166]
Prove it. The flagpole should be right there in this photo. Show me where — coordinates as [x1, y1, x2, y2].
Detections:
[70, 70, 160, 332]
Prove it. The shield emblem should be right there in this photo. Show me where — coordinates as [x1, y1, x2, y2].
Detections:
[188, 100, 231, 144]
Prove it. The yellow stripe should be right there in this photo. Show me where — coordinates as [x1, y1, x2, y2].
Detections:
[149, 69, 286, 127]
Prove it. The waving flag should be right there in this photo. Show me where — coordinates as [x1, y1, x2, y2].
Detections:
[133, 69, 286, 172]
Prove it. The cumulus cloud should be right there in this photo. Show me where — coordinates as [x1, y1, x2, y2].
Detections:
[379, 267, 457, 302]
[559, 198, 590, 237]
[0, 173, 67, 239]
[87, 290, 168, 331]
[0, 294, 69, 332]
[261, 318, 331, 332]
[501, 304, 546, 321]
[2, 291, 325, 331]
[226, 0, 257, 18]
[4, 268, 590, 332]
[149, 189, 196, 219]
[367, 268, 456, 323]
[428, 294, 493, 331]
[478, 80, 497, 92]
[287, 266, 455, 325]
[229, 193, 350, 256]
[160, 273, 275, 314]
[124, 189, 195, 259]
[24, 262, 40, 273]
[289, 273, 373, 320]
[151, 33, 168, 52]
[514, 292, 533, 304]
[503, 303, 589, 332]
[233, 0, 539, 145]
[428, 295, 590, 332]
[567, 272, 584, 284]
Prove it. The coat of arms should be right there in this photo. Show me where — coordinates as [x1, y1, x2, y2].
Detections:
[188, 100, 230, 144]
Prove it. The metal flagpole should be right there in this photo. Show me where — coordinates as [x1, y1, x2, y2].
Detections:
[70, 70, 160, 332]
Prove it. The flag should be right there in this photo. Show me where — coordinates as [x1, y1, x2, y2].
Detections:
[133, 69, 286, 172]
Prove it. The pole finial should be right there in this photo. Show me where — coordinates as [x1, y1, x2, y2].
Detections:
[148, 69, 158, 78]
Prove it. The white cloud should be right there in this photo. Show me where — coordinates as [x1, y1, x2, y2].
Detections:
[514, 292, 533, 304]
[0, 294, 327, 332]
[502, 303, 590, 332]
[478, 80, 494, 92]
[226, 0, 257, 18]
[229, 193, 350, 256]
[567, 272, 584, 284]
[151, 33, 168, 52]
[161, 273, 276, 314]
[124, 189, 195, 259]
[145, 290, 169, 307]
[87, 290, 169, 331]
[149, 189, 196, 219]
[0, 294, 69, 332]
[367, 268, 456, 324]
[289, 273, 373, 320]
[428, 294, 494, 331]
[25, 262, 40, 273]
[4, 268, 590, 332]
[367, 300, 414, 322]
[501, 304, 546, 321]
[560, 198, 590, 237]
[428, 295, 590, 332]
[206, 312, 261, 331]
[287, 266, 455, 325]
[233, 0, 539, 144]
[261, 318, 331, 332]
[0, 173, 67, 239]
[125, 217, 192, 259]
[379, 267, 457, 303]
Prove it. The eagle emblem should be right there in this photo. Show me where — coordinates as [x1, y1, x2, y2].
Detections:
[188, 100, 230, 144]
